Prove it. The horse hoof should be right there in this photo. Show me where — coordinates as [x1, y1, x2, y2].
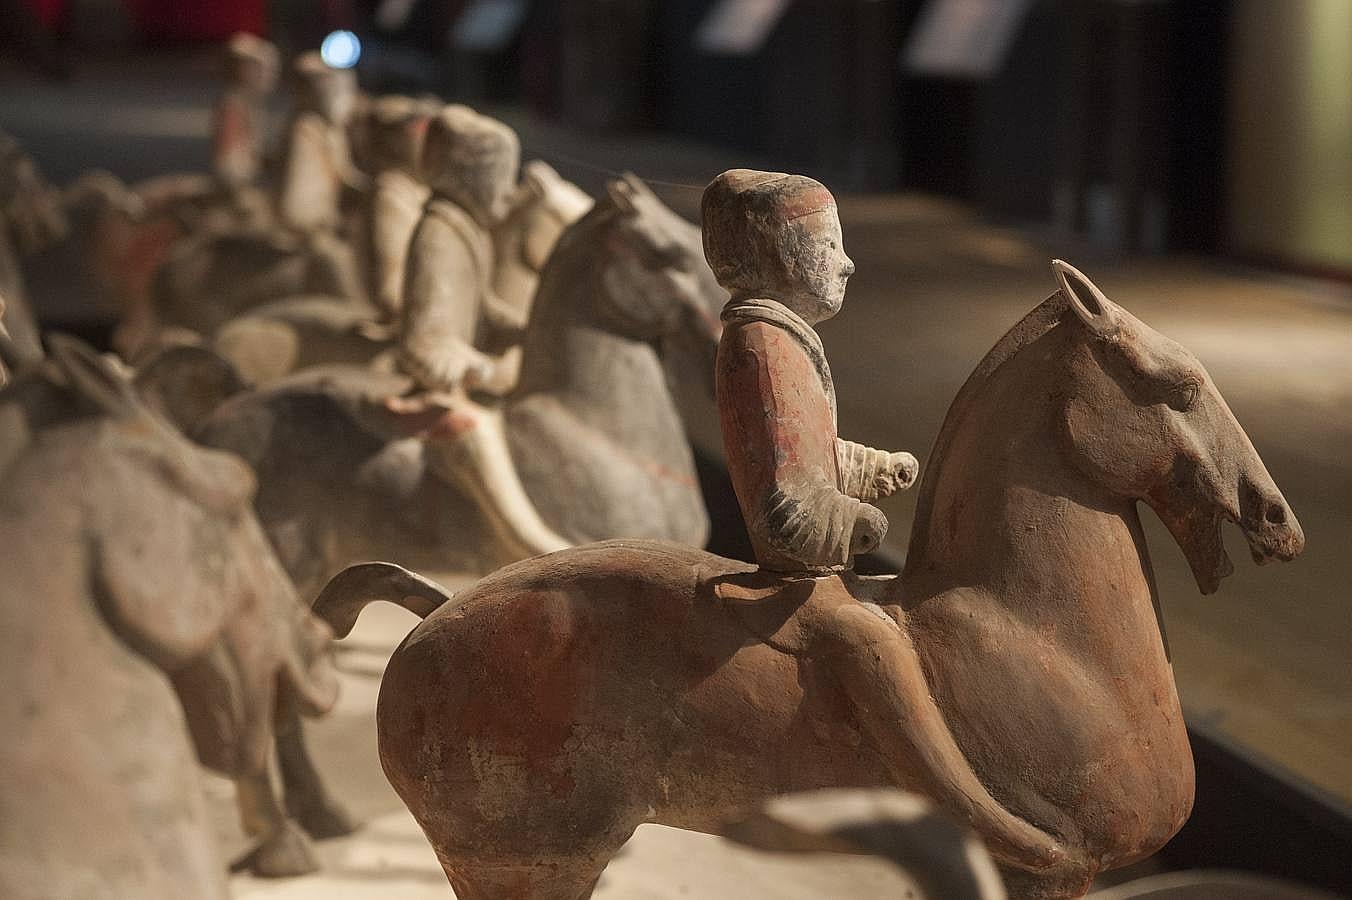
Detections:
[250, 822, 321, 878]
[294, 799, 359, 839]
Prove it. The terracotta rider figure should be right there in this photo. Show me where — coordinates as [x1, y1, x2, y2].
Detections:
[273, 52, 365, 301]
[388, 105, 568, 561]
[362, 95, 435, 323]
[211, 32, 279, 222]
[708, 169, 917, 570]
[704, 169, 1063, 871]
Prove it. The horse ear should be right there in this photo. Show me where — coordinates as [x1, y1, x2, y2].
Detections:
[1053, 260, 1119, 338]
[47, 333, 139, 418]
[519, 160, 549, 202]
[621, 171, 654, 199]
[606, 176, 637, 216]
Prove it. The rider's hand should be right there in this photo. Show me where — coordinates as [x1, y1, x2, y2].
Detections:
[849, 505, 888, 557]
[872, 451, 920, 498]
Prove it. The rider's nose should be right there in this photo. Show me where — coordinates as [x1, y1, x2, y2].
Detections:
[842, 255, 855, 277]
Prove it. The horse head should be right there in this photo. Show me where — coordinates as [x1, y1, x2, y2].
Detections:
[1050, 260, 1305, 594]
[562, 173, 724, 393]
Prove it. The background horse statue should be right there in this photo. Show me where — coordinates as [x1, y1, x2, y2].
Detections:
[197, 173, 720, 596]
[315, 263, 1304, 900]
[0, 338, 339, 898]
[192, 175, 722, 835]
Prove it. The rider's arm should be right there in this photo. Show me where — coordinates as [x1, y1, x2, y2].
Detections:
[837, 440, 918, 502]
[397, 208, 489, 393]
[367, 172, 428, 319]
[276, 114, 338, 234]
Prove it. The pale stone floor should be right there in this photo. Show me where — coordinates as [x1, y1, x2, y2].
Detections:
[4, 52, 1351, 897]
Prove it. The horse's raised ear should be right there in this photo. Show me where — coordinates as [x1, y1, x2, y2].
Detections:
[518, 160, 551, 202]
[47, 333, 139, 418]
[621, 171, 656, 200]
[1053, 259, 1120, 338]
[606, 176, 638, 216]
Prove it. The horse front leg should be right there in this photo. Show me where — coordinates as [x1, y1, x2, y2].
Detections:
[275, 708, 357, 838]
[821, 603, 1068, 873]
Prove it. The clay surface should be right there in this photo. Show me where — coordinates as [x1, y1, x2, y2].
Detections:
[314, 262, 1303, 900]
[0, 337, 340, 897]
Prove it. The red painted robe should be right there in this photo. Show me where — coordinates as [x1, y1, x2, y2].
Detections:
[717, 298, 894, 572]
[211, 90, 262, 190]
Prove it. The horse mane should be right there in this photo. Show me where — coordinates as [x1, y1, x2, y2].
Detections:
[522, 193, 620, 319]
[904, 290, 1069, 569]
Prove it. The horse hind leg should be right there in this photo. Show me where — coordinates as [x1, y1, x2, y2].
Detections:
[445, 861, 608, 900]
[275, 709, 358, 838]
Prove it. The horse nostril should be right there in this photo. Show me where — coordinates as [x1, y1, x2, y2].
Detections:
[1265, 503, 1287, 526]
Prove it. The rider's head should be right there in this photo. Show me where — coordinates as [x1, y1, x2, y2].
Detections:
[225, 32, 280, 96]
[702, 169, 854, 325]
[421, 106, 520, 226]
[290, 52, 357, 127]
[365, 95, 434, 176]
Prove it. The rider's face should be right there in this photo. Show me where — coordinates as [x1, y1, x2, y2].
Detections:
[780, 208, 854, 324]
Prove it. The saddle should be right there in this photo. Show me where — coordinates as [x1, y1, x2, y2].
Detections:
[711, 568, 898, 656]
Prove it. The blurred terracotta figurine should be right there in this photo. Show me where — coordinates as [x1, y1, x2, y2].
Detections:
[397, 105, 521, 393]
[391, 105, 569, 558]
[1, 130, 66, 369]
[707, 169, 918, 570]
[363, 95, 435, 321]
[272, 53, 364, 301]
[0, 338, 339, 896]
[211, 32, 280, 220]
[276, 52, 361, 236]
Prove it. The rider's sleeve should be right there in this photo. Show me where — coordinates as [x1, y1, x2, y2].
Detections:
[836, 439, 894, 502]
[211, 93, 256, 190]
[367, 171, 428, 318]
[718, 321, 859, 571]
[276, 114, 339, 234]
[397, 206, 489, 393]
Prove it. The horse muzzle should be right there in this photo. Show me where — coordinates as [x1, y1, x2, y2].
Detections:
[1236, 477, 1305, 565]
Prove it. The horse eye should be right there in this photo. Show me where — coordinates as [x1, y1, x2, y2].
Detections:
[1166, 381, 1199, 412]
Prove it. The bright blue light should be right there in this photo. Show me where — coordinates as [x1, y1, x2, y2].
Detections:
[321, 30, 362, 69]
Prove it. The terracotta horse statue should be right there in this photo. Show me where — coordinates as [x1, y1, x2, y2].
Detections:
[314, 263, 1304, 899]
[194, 176, 720, 837]
[0, 338, 338, 896]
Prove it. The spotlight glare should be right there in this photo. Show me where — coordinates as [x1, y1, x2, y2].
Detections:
[321, 30, 362, 69]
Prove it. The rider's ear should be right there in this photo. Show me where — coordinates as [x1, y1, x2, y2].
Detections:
[1053, 259, 1120, 339]
[606, 177, 638, 216]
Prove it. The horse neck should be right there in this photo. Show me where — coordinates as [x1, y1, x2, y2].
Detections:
[515, 220, 680, 441]
[900, 328, 1153, 614]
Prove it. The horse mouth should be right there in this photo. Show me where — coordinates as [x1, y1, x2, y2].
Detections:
[1177, 507, 1302, 595]
[1182, 511, 1233, 596]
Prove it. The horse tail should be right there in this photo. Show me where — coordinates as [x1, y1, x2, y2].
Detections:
[312, 562, 453, 639]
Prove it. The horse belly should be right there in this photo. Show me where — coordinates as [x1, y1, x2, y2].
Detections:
[915, 601, 1194, 867]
